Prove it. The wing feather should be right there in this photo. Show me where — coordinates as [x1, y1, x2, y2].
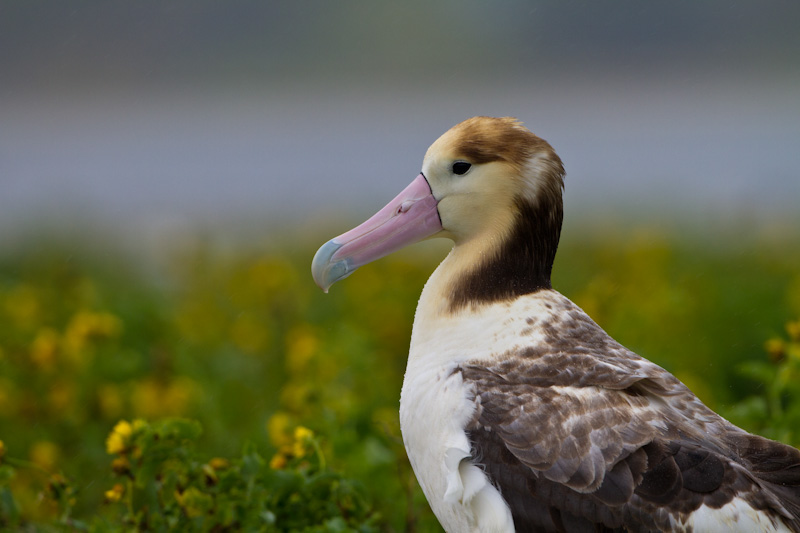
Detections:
[459, 303, 800, 531]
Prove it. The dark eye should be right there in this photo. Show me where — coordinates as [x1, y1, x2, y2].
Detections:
[452, 161, 472, 175]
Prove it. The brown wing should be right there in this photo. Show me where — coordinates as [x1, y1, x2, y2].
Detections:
[461, 357, 800, 532]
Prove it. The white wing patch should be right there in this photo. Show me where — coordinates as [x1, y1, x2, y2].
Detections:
[686, 498, 793, 532]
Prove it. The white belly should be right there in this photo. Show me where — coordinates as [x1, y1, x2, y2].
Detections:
[399, 360, 514, 533]
[398, 275, 574, 532]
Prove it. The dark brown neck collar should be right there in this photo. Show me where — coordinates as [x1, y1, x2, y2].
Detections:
[447, 195, 563, 311]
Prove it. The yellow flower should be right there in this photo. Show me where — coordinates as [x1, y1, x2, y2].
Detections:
[131, 378, 196, 418]
[30, 328, 59, 370]
[786, 320, 800, 342]
[269, 453, 287, 470]
[765, 338, 786, 363]
[29, 441, 60, 471]
[294, 426, 313, 441]
[267, 412, 292, 448]
[292, 426, 314, 458]
[111, 456, 131, 476]
[286, 326, 319, 374]
[106, 420, 133, 455]
[208, 457, 230, 470]
[105, 483, 125, 503]
[63, 310, 122, 363]
[202, 457, 230, 485]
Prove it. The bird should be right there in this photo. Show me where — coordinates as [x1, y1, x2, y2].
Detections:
[310, 116, 800, 532]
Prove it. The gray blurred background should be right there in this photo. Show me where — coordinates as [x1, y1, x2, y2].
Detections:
[2, 1, 799, 245]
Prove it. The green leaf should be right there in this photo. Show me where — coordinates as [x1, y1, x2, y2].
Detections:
[0, 465, 15, 483]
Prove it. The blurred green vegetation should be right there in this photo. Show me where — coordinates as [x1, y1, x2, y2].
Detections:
[0, 222, 798, 530]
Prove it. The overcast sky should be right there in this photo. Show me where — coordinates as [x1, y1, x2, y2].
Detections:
[1, 1, 798, 241]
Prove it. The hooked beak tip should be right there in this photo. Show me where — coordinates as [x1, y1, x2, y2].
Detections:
[311, 240, 351, 292]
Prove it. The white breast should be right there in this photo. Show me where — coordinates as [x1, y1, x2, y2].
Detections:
[399, 293, 561, 532]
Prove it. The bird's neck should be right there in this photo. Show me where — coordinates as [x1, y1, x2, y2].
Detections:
[420, 196, 563, 321]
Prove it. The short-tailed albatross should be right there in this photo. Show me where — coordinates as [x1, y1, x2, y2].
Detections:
[311, 116, 800, 532]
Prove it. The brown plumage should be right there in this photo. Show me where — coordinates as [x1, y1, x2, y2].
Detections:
[460, 293, 800, 531]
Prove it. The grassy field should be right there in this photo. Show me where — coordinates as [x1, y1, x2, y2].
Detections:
[0, 220, 799, 531]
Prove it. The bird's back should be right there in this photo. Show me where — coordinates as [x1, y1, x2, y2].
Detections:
[468, 291, 800, 532]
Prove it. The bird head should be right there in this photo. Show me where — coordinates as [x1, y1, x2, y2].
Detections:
[312, 116, 565, 301]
